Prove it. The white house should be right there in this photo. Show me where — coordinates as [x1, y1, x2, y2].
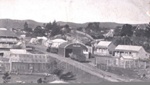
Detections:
[94, 41, 116, 56]
[114, 45, 150, 60]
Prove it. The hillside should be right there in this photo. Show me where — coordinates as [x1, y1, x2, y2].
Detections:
[0, 19, 124, 30]
[57, 21, 123, 29]
[0, 19, 43, 29]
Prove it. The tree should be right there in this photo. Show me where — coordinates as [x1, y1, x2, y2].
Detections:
[59, 72, 76, 81]
[134, 29, 145, 37]
[2, 72, 11, 83]
[45, 22, 52, 32]
[85, 22, 102, 39]
[48, 60, 76, 81]
[52, 68, 76, 81]
[121, 36, 133, 45]
[24, 22, 28, 30]
[145, 23, 150, 38]
[24, 22, 32, 32]
[113, 36, 133, 45]
[113, 26, 121, 36]
[47, 60, 58, 73]
[33, 26, 45, 36]
[120, 24, 133, 37]
[77, 27, 83, 31]
[50, 21, 61, 37]
[42, 77, 48, 83]
[63, 24, 71, 33]
[61, 24, 71, 36]
[37, 78, 42, 84]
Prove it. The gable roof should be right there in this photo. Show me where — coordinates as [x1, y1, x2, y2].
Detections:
[115, 45, 143, 52]
[0, 30, 17, 37]
[52, 39, 67, 43]
[97, 41, 112, 47]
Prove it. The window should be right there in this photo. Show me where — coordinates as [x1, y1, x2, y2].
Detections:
[0, 53, 4, 56]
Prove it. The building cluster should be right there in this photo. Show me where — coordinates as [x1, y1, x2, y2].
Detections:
[0, 27, 149, 73]
[45, 38, 149, 69]
[0, 28, 50, 73]
[94, 41, 149, 69]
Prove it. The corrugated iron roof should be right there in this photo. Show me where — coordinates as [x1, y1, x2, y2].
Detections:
[115, 45, 143, 52]
[58, 42, 72, 48]
[97, 41, 112, 47]
[58, 42, 88, 50]
[0, 30, 17, 37]
[52, 39, 67, 43]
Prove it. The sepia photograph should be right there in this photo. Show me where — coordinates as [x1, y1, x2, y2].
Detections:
[0, 0, 150, 83]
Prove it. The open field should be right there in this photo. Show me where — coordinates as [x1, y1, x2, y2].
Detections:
[0, 74, 54, 83]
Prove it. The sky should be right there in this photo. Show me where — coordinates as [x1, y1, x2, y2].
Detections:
[0, 0, 150, 24]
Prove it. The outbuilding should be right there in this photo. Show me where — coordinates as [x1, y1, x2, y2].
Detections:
[48, 39, 67, 53]
[94, 41, 116, 56]
[58, 42, 89, 61]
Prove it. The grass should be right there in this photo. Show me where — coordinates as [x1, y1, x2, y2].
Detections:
[55, 61, 108, 83]
[0, 74, 54, 83]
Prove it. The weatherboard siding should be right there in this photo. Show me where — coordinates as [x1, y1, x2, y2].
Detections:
[94, 43, 115, 56]
[114, 47, 150, 60]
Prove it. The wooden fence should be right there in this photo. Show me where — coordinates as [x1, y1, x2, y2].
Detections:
[96, 57, 147, 69]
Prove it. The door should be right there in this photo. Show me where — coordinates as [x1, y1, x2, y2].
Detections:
[65, 49, 73, 58]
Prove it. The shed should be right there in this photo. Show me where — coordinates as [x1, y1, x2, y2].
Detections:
[58, 42, 88, 58]
[48, 39, 67, 53]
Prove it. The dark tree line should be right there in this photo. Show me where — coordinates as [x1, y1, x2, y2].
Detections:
[23, 21, 71, 37]
[84, 22, 104, 39]
[115, 23, 150, 38]
[120, 24, 133, 37]
[113, 23, 150, 52]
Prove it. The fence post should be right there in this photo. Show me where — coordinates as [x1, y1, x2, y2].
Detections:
[129, 61, 131, 68]
[144, 62, 146, 69]
[9, 62, 12, 73]
[123, 61, 126, 69]
[133, 60, 135, 68]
